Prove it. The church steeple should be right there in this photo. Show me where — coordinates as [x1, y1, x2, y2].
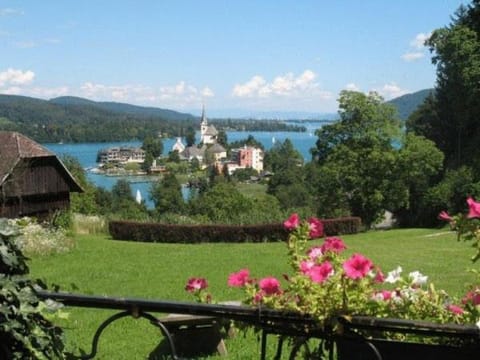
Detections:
[200, 104, 207, 126]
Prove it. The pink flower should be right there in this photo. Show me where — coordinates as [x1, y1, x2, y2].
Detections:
[380, 290, 392, 301]
[284, 213, 300, 230]
[228, 268, 250, 287]
[307, 217, 324, 239]
[259, 277, 281, 295]
[438, 210, 453, 222]
[253, 290, 265, 304]
[467, 197, 480, 218]
[320, 237, 347, 254]
[447, 304, 464, 315]
[299, 260, 315, 274]
[462, 289, 480, 306]
[373, 267, 385, 284]
[307, 246, 323, 261]
[343, 253, 373, 280]
[185, 277, 208, 293]
[308, 261, 334, 284]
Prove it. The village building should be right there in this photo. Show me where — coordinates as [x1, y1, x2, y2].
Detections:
[97, 146, 145, 164]
[171, 137, 185, 153]
[230, 146, 264, 172]
[0, 131, 82, 219]
[199, 105, 218, 145]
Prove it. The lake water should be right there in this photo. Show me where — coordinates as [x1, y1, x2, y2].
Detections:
[43, 122, 321, 207]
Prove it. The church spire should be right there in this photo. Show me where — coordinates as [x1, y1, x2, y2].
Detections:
[201, 103, 207, 125]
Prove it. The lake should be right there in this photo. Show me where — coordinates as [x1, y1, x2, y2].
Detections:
[43, 123, 321, 206]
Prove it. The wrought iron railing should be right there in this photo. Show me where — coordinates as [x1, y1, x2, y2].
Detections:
[36, 290, 480, 360]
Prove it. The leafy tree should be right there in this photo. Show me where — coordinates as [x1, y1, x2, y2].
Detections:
[232, 167, 259, 182]
[150, 173, 185, 214]
[142, 135, 163, 159]
[142, 152, 154, 173]
[229, 135, 264, 151]
[60, 154, 97, 215]
[111, 179, 134, 202]
[168, 150, 181, 163]
[185, 126, 196, 147]
[311, 91, 404, 227]
[264, 138, 303, 172]
[188, 182, 253, 223]
[217, 130, 228, 147]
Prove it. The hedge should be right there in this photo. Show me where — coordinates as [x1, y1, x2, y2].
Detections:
[108, 217, 361, 244]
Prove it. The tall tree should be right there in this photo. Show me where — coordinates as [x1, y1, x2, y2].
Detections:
[311, 91, 403, 226]
[418, 1, 480, 170]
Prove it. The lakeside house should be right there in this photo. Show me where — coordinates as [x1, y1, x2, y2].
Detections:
[97, 146, 145, 164]
[0, 131, 83, 219]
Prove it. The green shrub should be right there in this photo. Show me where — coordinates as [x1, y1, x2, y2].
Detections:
[0, 218, 65, 359]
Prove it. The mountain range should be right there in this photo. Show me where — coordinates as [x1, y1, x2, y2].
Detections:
[0, 88, 433, 142]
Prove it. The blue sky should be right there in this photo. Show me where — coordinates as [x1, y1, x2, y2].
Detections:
[0, 1, 467, 116]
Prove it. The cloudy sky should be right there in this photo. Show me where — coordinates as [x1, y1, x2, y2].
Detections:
[0, 1, 467, 116]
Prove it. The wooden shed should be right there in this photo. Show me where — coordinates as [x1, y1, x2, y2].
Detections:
[0, 131, 82, 219]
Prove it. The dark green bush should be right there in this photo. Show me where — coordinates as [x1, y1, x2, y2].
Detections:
[108, 217, 361, 243]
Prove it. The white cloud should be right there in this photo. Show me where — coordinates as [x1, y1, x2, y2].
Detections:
[345, 83, 360, 91]
[232, 75, 266, 97]
[79, 80, 214, 108]
[402, 32, 431, 62]
[377, 82, 409, 100]
[401, 51, 425, 62]
[232, 70, 329, 99]
[410, 32, 431, 49]
[0, 68, 35, 86]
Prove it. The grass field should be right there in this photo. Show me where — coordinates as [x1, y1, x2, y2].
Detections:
[28, 228, 478, 359]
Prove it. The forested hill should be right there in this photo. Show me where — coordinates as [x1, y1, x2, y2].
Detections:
[50, 96, 195, 121]
[0, 94, 197, 143]
[387, 88, 433, 120]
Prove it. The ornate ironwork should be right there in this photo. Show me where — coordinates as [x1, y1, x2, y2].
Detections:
[36, 290, 480, 359]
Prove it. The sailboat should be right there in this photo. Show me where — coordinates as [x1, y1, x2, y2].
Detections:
[135, 189, 142, 204]
[272, 136, 276, 144]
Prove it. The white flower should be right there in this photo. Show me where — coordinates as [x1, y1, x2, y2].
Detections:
[385, 266, 403, 284]
[408, 271, 428, 286]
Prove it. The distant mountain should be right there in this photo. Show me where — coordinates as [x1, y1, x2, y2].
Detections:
[0, 94, 198, 143]
[387, 89, 433, 120]
[49, 96, 195, 121]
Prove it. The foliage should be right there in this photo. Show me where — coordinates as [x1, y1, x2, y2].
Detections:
[228, 134, 265, 152]
[150, 173, 185, 215]
[408, 1, 480, 172]
[108, 220, 289, 243]
[11, 217, 74, 256]
[60, 154, 98, 215]
[440, 196, 480, 262]
[188, 215, 480, 342]
[0, 218, 65, 359]
[141, 135, 163, 159]
[231, 167, 258, 182]
[311, 91, 444, 227]
[185, 126, 196, 146]
[188, 182, 253, 223]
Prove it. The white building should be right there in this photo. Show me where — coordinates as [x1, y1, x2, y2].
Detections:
[199, 105, 218, 145]
[171, 137, 185, 153]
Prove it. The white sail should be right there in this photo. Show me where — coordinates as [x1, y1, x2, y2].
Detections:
[135, 189, 142, 204]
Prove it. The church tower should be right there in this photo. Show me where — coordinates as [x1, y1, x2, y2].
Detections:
[200, 104, 208, 142]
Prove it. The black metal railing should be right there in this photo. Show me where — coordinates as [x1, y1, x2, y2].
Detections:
[36, 290, 480, 360]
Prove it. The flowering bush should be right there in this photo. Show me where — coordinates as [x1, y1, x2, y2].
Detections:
[439, 197, 480, 262]
[187, 214, 480, 336]
[9, 218, 74, 256]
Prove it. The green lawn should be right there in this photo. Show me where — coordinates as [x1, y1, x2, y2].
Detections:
[28, 228, 478, 359]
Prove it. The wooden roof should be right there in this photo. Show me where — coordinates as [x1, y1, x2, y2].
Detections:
[0, 131, 82, 192]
